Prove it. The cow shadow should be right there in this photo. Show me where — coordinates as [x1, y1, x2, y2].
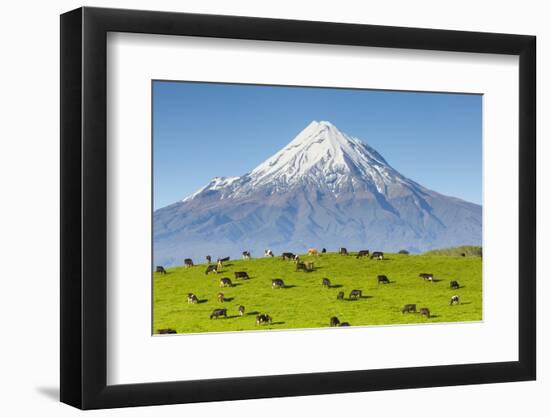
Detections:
[458, 301, 472, 305]
[230, 283, 243, 287]
[329, 284, 343, 289]
[225, 315, 240, 319]
[283, 285, 297, 289]
[247, 311, 260, 316]
[346, 295, 372, 301]
[197, 299, 208, 304]
[223, 297, 235, 302]
[427, 314, 440, 318]
[269, 321, 285, 325]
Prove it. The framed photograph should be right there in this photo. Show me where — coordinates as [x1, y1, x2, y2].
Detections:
[60, 6, 536, 409]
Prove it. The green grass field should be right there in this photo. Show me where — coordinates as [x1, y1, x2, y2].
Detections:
[153, 251, 482, 334]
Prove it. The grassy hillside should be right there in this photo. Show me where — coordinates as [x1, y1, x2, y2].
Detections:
[423, 246, 482, 257]
[153, 252, 482, 334]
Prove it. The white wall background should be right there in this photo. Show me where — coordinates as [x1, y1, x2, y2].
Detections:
[0, 0, 545, 415]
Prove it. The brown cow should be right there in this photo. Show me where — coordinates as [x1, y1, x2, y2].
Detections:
[308, 248, 319, 256]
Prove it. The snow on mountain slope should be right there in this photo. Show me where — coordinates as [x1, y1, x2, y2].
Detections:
[182, 120, 418, 201]
[155, 121, 481, 266]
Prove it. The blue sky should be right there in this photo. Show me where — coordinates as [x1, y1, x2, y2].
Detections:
[153, 81, 482, 209]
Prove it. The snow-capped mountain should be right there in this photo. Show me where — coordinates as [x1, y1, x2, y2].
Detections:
[154, 121, 481, 266]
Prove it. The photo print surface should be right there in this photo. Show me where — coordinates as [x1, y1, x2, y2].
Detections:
[152, 81, 482, 335]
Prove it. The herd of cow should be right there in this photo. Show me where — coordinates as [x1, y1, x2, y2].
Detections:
[155, 248, 464, 334]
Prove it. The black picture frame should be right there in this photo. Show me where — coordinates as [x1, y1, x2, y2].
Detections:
[60, 6, 536, 410]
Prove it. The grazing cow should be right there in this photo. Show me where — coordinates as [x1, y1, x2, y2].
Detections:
[339, 322, 350, 327]
[210, 308, 227, 319]
[419, 273, 434, 282]
[238, 305, 245, 316]
[256, 314, 273, 325]
[264, 249, 274, 257]
[184, 258, 194, 267]
[217, 257, 229, 269]
[330, 316, 340, 327]
[419, 307, 431, 318]
[295, 261, 307, 272]
[206, 255, 212, 264]
[450, 295, 460, 305]
[219, 277, 233, 287]
[296, 261, 314, 272]
[157, 328, 177, 334]
[205, 265, 218, 275]
[339, 247, 349, 255]
[349, 289, 362, 300]
[308, 248, 319, 256]
[322, 278, 331, 288]
[356, 250, 370, 258]
[321, 248, 327, 253]
[187, 293, 199, 304]
[272, 278, 285, 289]
[282, 252, 296, 260]
[450, 280, 460, 289]
[336, 291, 345, 300]
[156, 266, 167, 275]
[242, 251, 251, 259]
[401, 304, 417, 314]
[370, 251, 384, 260]
[217, 292, 225, 303]
[377, 275, 390, 284]
[234, 271, 250, 280]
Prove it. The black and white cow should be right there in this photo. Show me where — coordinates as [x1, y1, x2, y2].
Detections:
[449, 295, 460, 305]
[184, 258, 194, 267]
[282, 252, 296, 260]
[271, 278, 285, 289]
[256, 314, 272, 325]
[238, 305, 245, 316]
[187, 293, 199, 304]
[419, 273, 434, 282]
[401, 304, 417, 314]
[356, 250, 370, 258]
[370, 251, 384, 260]
[349, 289, 362, 300]
[377, 275, 390, 284]
[206, 255, 212, 264]
[156, 266, 167, 275]
[339, 247, 349, 255]
[210, 308, 227, 319]
[234, 271, 250, 280]
[242, 251, 251, 259]
[217, 257, 230, 268]
[337, 291, 345, 300]
[205, 265, 218, 275]
[264, 249, 274, 257]
[219, 277, 233, 287]
[330, 316, 340, 327]
[450, 280, 460, 289]
[322, 278, 331, 288]
[217, 292, 225, 303]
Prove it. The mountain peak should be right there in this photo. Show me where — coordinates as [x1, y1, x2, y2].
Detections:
[181, 121, 408, 202]
[249, 120, 392, 188]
